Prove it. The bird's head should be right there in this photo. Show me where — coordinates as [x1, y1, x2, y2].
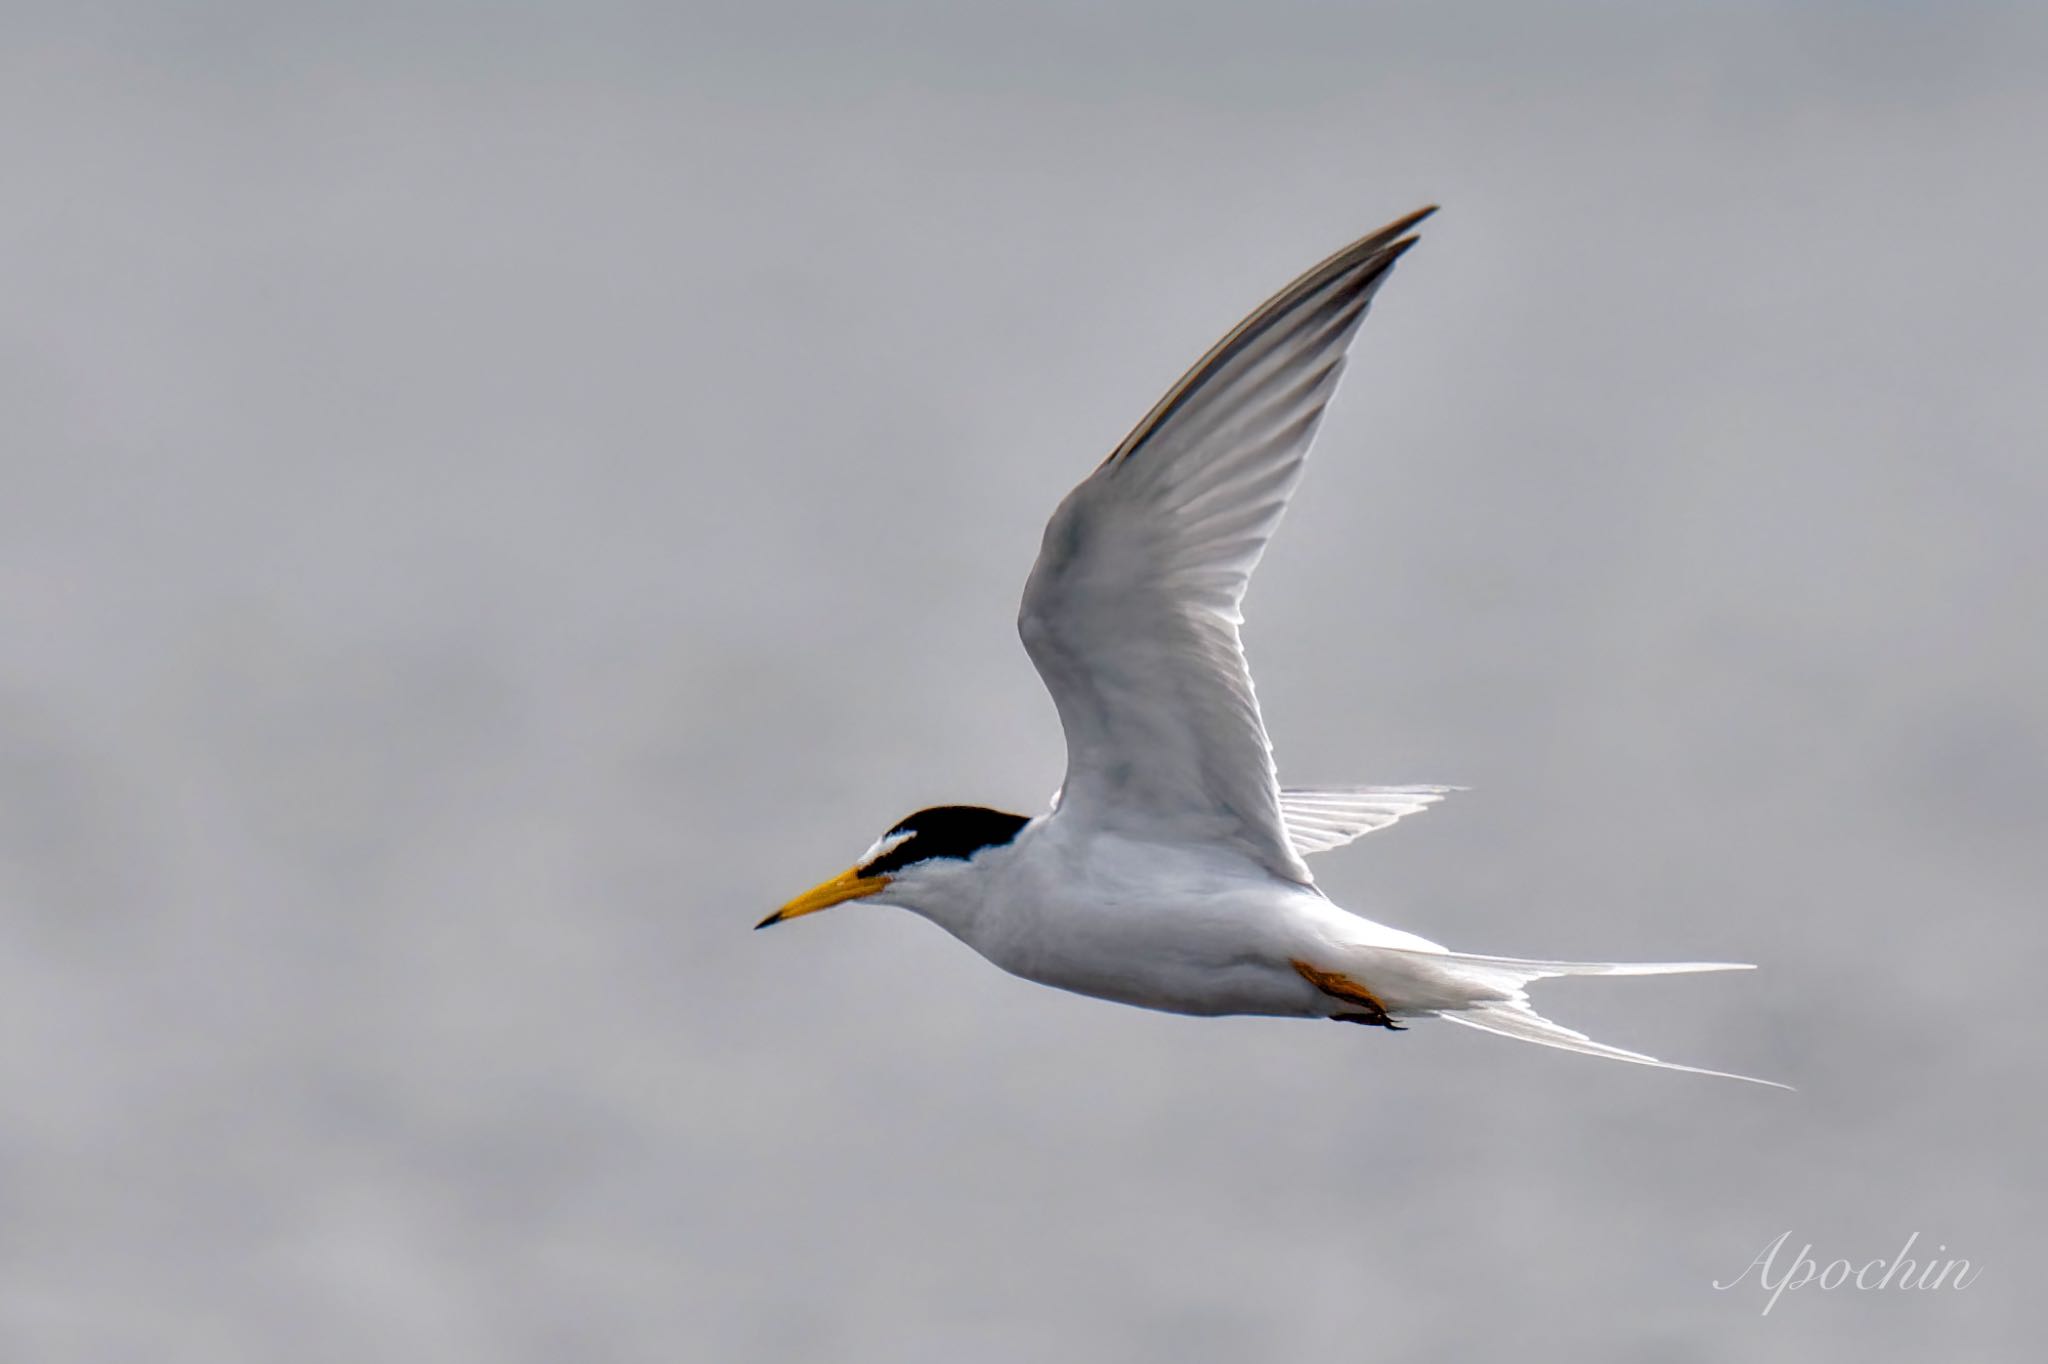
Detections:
[759, 805, 1033, 929]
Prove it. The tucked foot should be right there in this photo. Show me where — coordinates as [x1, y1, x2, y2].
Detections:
[1292, 958, 1406, 1031]
[1333, 1005, 1406, 1031]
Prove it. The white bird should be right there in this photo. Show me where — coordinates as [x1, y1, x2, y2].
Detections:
[762, 207, 1782, 1087]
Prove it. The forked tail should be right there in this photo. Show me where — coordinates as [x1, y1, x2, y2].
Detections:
[1380, 949, 1789, 1088]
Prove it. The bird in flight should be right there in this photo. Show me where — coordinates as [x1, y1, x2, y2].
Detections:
[761, 207, 1780, 1086]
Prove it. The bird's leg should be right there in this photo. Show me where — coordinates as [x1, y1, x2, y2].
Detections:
[1291, 958, 1407, 1031]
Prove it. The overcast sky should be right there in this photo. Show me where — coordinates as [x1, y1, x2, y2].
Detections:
[2, 3, 2043, 1360]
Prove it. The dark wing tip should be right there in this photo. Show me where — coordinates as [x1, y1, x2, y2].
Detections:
[1312, 204, 1439, 281]
[1329, 204, 1438, 285]
[1380, 203, 1441, 238]
[1103, 205, 1439, 469]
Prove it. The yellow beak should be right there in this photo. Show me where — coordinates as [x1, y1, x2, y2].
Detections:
[757, 866, 891, 929]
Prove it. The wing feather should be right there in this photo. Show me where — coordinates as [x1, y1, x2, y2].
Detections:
[1020, 209, 1435, 882]
[1278, 785, 1460, 855]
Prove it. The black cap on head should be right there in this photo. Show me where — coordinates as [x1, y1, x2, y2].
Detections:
[861, 805, 1031, 877]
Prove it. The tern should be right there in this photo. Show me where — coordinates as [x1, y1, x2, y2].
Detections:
[763, 207, 1780, 1086]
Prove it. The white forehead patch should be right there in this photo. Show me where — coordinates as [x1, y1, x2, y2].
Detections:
[858, 829, 913, 867]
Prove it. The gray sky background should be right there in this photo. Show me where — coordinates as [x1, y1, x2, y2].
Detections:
[3, 2, 2044, 1360]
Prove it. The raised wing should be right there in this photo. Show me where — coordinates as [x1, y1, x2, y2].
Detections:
[1278, 785, 1459, 855]
[1019, 208, 1434, 883]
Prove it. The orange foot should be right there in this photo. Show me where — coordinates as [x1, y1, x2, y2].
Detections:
[1291, 958, 1405, 1031]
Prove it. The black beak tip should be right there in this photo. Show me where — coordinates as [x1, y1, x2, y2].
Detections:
[754, 910, 785, 931]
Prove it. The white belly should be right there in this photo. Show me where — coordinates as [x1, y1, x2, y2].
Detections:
[943, 829, 1345, 1017]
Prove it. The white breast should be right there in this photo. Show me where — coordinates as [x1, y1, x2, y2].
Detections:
[936, 817, 1334, 1017]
